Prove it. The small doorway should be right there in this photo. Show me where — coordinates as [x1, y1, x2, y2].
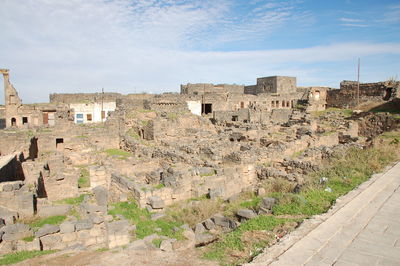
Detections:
[56, 138, 64, 150]
[232, 115, 238, 121]
[202, 103, 212, 114]
[11, 117, 17, 126]
[22, 117, 28, 125]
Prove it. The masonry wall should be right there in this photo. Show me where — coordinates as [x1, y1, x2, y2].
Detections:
[327, 81, 400, 108]
[50, 93, 122, 104]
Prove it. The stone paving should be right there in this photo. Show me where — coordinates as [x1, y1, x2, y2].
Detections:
[249, 162, 400, 266]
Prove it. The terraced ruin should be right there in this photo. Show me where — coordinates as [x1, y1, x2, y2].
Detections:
[0, 69, 399, 265]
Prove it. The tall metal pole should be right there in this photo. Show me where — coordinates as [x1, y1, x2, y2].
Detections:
[357, 58, 360, 107]
[101, 88, 104, 122]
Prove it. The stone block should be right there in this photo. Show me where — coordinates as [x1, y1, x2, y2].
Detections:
[17, 238, 40, 251]
[261, 197, 276, 210]
[1, 223, 32, 241]
[107, 219, 130, 234]
[195, 223, 206, 234]
[151, 213, 166, 221]
[93, 186, 108, 206]
[160, 240, 173, 251]
[148, 196, 165, 209]
[61, 232, 77, 242]
[40, 234, 62, 250]
[35, 224, 60, 238]
[208, 187, 224, 199]
[128, 239, 148, 250]
[77, 230, 91, 239]
[38, 205, 71, 217]
[89, 227, 103, 237]
[60, 221, 75, 233]
[195, 232, 217, 247]
[203, 219, 215, 230]
[75, 220, 93, 231]
[84, 237, 97, 246]
[237, 209, 257, 219]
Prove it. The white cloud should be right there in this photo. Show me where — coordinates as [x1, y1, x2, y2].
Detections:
[0, 0, 399, 103]
[339, 17, 364, 23]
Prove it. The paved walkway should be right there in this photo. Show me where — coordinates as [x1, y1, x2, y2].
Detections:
[249, 162, 400, 266]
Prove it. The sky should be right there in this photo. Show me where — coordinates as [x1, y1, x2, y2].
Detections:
[0, 0, 399, 104]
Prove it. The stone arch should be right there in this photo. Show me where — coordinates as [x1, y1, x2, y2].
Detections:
[11, 117, 16, 126]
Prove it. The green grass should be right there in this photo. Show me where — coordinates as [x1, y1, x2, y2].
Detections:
[204, 141, 399, 265]
[55, 194, 85, 205]
[153, 183, 165, 189]
[78, 168, 90, 188]
[96, 247, 109, 252]
[22, 236, 35, 242]
[312, 108, 353, 118]
[108, 200, 184, 240]
[152, 238, 163, 248]
[203, 216, 293, 264]
[0, 250, 56, 265]
[200, 170, 217, 177]
[25, 215, 66, 231]
[104, 149, 132, 159]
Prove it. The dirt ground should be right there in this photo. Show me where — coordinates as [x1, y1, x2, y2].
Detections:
[16, 247, 218, 266]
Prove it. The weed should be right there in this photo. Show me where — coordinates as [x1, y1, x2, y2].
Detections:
[0, 250, 56, 265]
[55, 194, 85, 205]
[152, 238, 163, 248]
[96, 247, 109, 252]
[104, 149, 132, 159]
[22, 236, 35, 242]
[22, 215, 66, 231]
[78, 168, 90, 188]
[108, 200, 184, 240]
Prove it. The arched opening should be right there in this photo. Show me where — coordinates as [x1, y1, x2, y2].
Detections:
[314, 91, 320, 100]
[383, 88, 393, 101]
[11, 117, 16, 126]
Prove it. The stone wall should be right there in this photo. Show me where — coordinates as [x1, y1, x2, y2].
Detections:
[50, 93, 122, 104]
[327, 81, 400, 109]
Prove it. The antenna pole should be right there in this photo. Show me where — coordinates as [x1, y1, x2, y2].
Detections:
[357, 58, 360, 107]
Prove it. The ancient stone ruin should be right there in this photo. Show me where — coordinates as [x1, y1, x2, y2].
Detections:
[0, 69, 398, 256]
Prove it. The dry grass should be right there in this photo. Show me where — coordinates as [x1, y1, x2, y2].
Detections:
[261, 178, 296, 193]
[165, 199, 222, 227]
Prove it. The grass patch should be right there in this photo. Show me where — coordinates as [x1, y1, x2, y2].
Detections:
[204, 137, 400, 265]
[55, 194, 85, 205]
[104, 149, 132, 159]
[312, 108, 353, 118]
[96, 247, 109, 252]
[153, 183, 165, 189]
[200, 170, 217, 177]
[23, 215, 66, 231]
[78, 168, 90, 188]
[203, 216, 295, 264]
[108, 200, 184, 240]
[152, 238, 163, 248]
[0, 250, 56, 265]
[22, 236, 35, 242]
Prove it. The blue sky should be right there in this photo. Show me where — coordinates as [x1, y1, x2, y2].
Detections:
[0, 0, 399, 104]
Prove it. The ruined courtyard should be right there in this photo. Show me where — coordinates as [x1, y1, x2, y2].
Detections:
[0, 68, 400, 265]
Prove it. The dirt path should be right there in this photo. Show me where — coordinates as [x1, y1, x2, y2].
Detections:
[16, 247, 217, 266]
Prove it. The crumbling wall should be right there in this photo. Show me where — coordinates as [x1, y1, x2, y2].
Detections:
[327, 81, 400, 109]
[50, 93, 122, 104]
[357, 113, 400, 139]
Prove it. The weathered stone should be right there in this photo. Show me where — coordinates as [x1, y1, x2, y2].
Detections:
[237, 209, 257, 219]
[151, 213, 166, 221]
[40, 234, 63, 250]
[208, 187, 224, 199]
[60, 221, 75, 233]
[1, 223, 32, 241]
[203, 219, 215, 230]
[195, 223, 206, 234]
[37, 205, 71, 217]
[35, 224, 60, 238]
[16, 238, 40, 251]
[160, 240, 173, 251]
[75, 220, 93, 231]
[127, 239, 149, 250]
[195, 232, 218, 246]
[93, 186, 108, 206]
[148, 196, 165, 209]
[212, 214, 230, 228]
[261, 197, 276, 210]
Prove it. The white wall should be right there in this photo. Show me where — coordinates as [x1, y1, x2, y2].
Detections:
[186, 100, 201, 116]
[70, 102, 116, 123]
